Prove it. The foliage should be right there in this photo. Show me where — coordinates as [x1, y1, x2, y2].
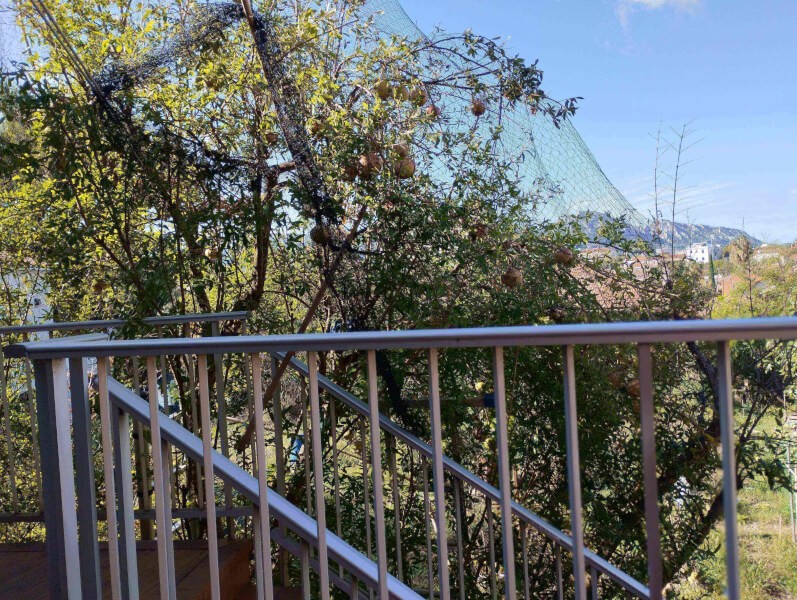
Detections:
[0, 0, 791, 595]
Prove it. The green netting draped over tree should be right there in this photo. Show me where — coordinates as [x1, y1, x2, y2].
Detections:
[90, 0, 642, 228]
[359, 0, 644, 225]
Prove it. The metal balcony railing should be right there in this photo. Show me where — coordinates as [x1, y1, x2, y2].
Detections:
[6, 315, 797, 600]
[0, 312, 247, 528]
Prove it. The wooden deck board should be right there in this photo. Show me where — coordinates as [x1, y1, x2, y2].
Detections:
[0, 540, 253, 600]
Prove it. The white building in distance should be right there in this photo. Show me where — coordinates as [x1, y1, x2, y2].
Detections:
[686, 243, 711, 264]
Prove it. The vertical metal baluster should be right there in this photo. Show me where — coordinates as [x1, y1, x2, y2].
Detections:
[366, 350, 389, 599]
[349, 576, 360, 599]
[35, 357, 82, 599]
[300, 541, 311, 600]
[330, 396, 344, 578]
[791, 458, 797, 543]
[555, 545, 563, 600]
[147, 356, 177, 600]
[422, 454, 434, 600]
[242, 322, 256, 474]
[23, 333, 43, 510]
[108, 360, 139, 600]
[717, 341, 740, 600]
[210, 321, 233, 538]
[114, 407, 139, 600]
[637, 344, 662, 600]
[271, 355, 289, 585]
[0, 341, 19, 512]
[197, 355, 221, 600]
[253, 508, 264, 600]
[428, 348, 450, 599]
[70, 356, 101, 600]
[360, 416, 374, 600]
[132, 356, 153, 540]
[388, 435, 404, 581]
[793, 457, 797, 545]
[590, 566, 599, 599]
[493, 347, 517, 599]
[790, 442, 796, 543]
[453, 480, 465, 600]
[308, 352, 331, 599]
[521, 522, 530, 600]
[98, 358, 122, 600]
[303, 379, 313, 517]
[252, 353, 275, 599]
[184, 323, 204, 510]
[156, 326, 177, 511]
[487, 497, 497, 600]
[562, 345, 587, 600]
[360, 418, 373, 561]
[191, 355, 204, 510]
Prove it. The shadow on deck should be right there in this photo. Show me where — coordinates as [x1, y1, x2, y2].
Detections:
[0, 539, 253, 599]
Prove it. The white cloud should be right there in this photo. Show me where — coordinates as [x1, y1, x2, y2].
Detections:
[616, 0, 701, 27]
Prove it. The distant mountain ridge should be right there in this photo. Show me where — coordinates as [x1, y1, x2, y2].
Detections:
[579, 213, 761, 253]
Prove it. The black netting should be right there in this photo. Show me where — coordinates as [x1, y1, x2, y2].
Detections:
[94, 0, 643, 226]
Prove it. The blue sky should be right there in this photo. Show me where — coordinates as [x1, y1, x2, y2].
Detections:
[3, 0, 795, 240]
[400, 0, 797, 242]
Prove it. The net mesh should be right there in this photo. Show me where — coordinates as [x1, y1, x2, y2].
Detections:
[94, 0, 643, 226]
[359, 0, 643, 225]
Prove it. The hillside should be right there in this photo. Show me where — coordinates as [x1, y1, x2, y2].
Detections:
[580, 213, 762, 253]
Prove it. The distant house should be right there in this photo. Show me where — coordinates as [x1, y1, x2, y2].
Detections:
[686, 243, 710, 264]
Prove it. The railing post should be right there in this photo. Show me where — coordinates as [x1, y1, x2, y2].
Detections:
[453, 479, 465, 600]
[303, 379, 313, 518]
[718, 341, 741, 600]
[428, 348, 450, 599]
[493, 346, 516, 599]
[183, 323, 204, 511]
[156, 326, 178, 513]
[197, 355, 221, 600]
[34, 357, 82, 599]
[520, 522, 530, 600]
[330, 395, 344, 578]
[308, 351, 331, 599]
[422, 454, 434, 600]
[114, 403, 139, 600]
[69, 356, 101, 600]
[252, 352, 275, 599]
[360, 418, 373, 574]
[555, 544, 563, 600]
[487, 498, 497, 600]
[366, 350, 389, 599]
[98, 357, 124, 600]
[637, 344, 662, 600]
[271, 354, 290, 585]
[23, 333, 44, 511]
[132, 356, 154, 540]
[146, 356, 177, 600]
[388, 435, 404, 581]
[210, 321, 233, 538]
[0, 339, 20, 514]
[562, 345, 587, 600]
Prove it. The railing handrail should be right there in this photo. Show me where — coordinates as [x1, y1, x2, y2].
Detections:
[107, 376, 423, 600]
[0, 311, 249, 336]
[6, 315, 797, 359]
[279, 352, 651, 598]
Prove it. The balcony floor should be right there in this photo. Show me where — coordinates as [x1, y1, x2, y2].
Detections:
[0, 539, 253, 599]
